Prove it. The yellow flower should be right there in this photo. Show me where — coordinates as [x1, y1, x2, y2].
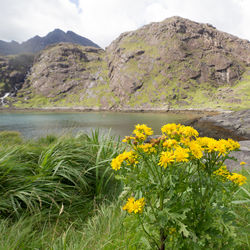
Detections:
[197, 137, 235, 155]
[122, 197, 135, 213]
[123, 197, 145, 214]
[174, 146, 190, 162]
[169, 227, 176, 234]
[188, 141, 203, 159]
[161, 123, 199, 139]
[111, 151, 137, 170]
[227, 173, 247, 186]
[226, 139, 240, 151]
[137, 143, 157, 154]
[163, 139, 178, 148]
[158, 150, 175, 168]
[161, 123, 181, 137]
[125, 151, 138, 166]
[133, 124, 153, 141]
[215, 140, 227, 156]
[122, 136, 135, 143]
[240, 161, 246, 165]
[179, 125, 199, 138]
[111, 154, 124, 171]
[213, 165, 230, 178]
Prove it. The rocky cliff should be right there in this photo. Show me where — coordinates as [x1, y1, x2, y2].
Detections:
[14, 43, 115, 108]
[106, 16, 249, 109]
[1, 17, 250, 110]
[0, 54, 34, 99]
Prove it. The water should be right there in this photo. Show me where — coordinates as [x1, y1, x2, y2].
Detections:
[0, 111, 199, 139]
[0, 93, 10, 105]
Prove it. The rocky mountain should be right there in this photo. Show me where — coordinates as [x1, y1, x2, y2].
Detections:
[0, 29, 100, 55]
[1, 17, 250, 110]
[15, 43, 113, 108]
[106, 16, 249, 109]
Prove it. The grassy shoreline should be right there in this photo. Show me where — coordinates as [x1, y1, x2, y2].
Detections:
[0, 106, 222, 115]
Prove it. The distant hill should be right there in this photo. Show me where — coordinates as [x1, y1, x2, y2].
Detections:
[0, 29, 100, 55]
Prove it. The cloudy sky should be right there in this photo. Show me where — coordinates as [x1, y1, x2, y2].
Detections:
[0, 0, 249, 48]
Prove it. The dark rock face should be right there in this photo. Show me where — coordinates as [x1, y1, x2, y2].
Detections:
[106, 16, 249, 105]
[0, 29, 100, 55]
[188, 109, 250, 140]
[0, 54, 34, 97]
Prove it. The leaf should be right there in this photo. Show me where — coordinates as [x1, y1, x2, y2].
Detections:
[232, 199, 250, 204]
[177, 221, 190, 237]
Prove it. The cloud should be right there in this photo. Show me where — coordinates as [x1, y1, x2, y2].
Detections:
[0, 0, 249, 48]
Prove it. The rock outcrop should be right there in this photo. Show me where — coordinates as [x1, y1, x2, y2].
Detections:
[0, 54, 34, 98]
[15, 43, 115, 108]
[191, 109, 250, 140]
[106, 16, 249, 108]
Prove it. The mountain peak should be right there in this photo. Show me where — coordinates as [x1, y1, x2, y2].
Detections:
[51, 28, 65, 34]
[0, 29, 100, 55]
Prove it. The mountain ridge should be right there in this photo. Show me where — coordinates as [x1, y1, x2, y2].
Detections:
[0, 29, 100, 55]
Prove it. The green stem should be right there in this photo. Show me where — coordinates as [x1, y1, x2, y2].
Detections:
[159, 191, 166, 250]
[138, 215, 159, 249]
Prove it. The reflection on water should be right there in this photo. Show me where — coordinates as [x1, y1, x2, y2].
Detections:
[0, 111, 199, 138]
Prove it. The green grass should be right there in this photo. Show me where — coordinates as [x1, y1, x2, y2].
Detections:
[0, 130, 123, 218]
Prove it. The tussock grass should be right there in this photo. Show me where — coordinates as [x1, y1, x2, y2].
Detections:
[0, 130, 123, 218]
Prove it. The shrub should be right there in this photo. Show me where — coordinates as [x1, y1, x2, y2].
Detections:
[111, 123, 247, 249]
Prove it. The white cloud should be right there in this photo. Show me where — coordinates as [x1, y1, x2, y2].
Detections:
[0, 0, 249, 48]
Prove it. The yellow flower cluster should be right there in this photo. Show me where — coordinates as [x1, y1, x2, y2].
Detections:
[161, 123, 199, 139]
[188, 141, 203, 159]
[122, 136, 136, 143]
[213, 166, 247, 186]
[227, 173, 247, 186]
[158, 146, 190, 168]
[137, 143, 157, 154]
[122, 197, 145, 214]
[213, 166, 230, 178]
[113, 124, 243, 173]
[132, 124, 153, 141]
[163, 139, 178, 148]
[197, 137, 240, 156]
[111, 151, 138, 171]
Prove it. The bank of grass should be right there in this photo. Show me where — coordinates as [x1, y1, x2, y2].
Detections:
[0, 130, 124, 217]
[0, 131, 249, 249]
